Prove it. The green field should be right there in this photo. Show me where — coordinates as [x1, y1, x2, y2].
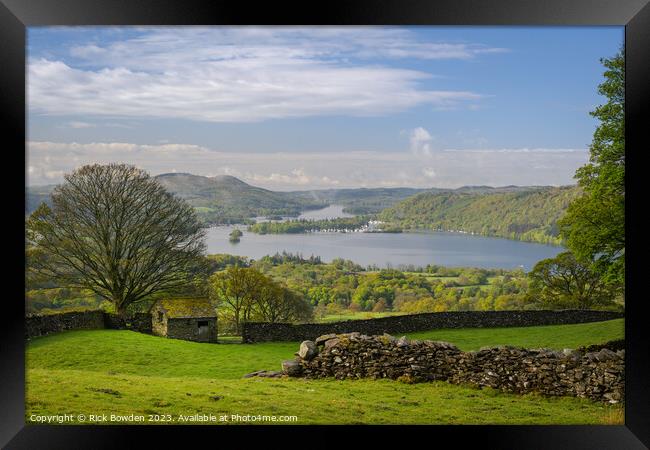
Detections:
[318, 311, 407, 322]
[26, 319, 624, 425]
[408, 319, 624, 351]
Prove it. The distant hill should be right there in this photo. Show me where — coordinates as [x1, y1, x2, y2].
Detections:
[150, 173, 325, 224]
[25, 174, 431, 223]
[26, 173, 330, 224]
[379, 185, 581, 245]
[289, 187, 431, 214]
[25, 174, 578, 236]
[288, 185, 542, 214]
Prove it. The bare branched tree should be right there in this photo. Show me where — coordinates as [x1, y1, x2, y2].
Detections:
[26, 164, 207, 316]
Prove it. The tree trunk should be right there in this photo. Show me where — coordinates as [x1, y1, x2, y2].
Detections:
[116, 300, 128, 319]
[234, 310, 240, 335]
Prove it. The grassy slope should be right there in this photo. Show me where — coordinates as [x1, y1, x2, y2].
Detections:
[26, 320, 624, 425]
[408, 319, 624, 351]
[28, 370, 622, 425]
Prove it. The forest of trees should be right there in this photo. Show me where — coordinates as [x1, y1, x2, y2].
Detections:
[249, 255, 622, 318]
[26, 249, 624, 329]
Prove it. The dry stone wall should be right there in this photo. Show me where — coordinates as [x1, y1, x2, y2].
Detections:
[26, 310, 152, 339]
[25, 310, 106, 338]
[104, 312, 153, 334]
[243, 310, 623, 343]
[275, 333, 624, 404]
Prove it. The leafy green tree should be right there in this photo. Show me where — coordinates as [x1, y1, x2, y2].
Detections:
[494, 294, 526, 311]
[209, 266, 263, 334]
[307, 286, 331, 306]
[26, 164, 206, 317]
[205, 254, 251, 271]
[559, 50, 625, 289]
[351, 283, 372, 311]
[255, 285, 312, 323]
[210, 266, 313, 331]
[528, 252, 616, 309]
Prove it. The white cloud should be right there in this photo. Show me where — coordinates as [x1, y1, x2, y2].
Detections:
[58, 120, 134, 130]
[423, 167, 436, 178]
[249, 168, 314, 186]
[67, 121, 96, 129]
[28, 27, 499, 123]
[409, 127, 434, 157]
[27, 140, 588, 190]
[69, 44, 106, 58]
[66, 28, 509, 68]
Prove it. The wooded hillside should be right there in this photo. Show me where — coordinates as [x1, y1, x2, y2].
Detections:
[379, 186, 581, 245]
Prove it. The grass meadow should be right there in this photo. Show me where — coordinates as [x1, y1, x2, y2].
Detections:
[26, 319, 624, 425]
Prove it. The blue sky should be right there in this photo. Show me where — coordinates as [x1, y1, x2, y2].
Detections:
[27, 26, 623, 189]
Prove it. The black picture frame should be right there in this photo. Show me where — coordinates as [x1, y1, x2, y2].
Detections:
[2, 0, 648, 448]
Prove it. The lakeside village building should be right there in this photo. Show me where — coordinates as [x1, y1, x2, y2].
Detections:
[308, 220, 384, 233]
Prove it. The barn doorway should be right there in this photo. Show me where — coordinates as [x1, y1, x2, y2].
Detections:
[197, 320, 209, 338]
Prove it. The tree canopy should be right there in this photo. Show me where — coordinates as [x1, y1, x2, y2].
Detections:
[209, 266, 313, 333]
[527, 252, 617, 310]
[559, 50, 625, 289]
[26, 163, 207, 316]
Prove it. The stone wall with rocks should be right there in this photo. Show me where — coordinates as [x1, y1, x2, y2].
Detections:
[242, 310, 623, 343]
[577, 339, 625, 353]
[104, 312, 153, 334]
[26, 310, 106, 339]
[26, 310, 152, 339]
[271, 333, 624, 404]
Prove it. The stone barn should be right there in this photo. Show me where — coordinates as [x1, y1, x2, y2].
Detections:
[150, 297, 217, 343]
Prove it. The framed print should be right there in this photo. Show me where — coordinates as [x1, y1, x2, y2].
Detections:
[2, 0, 649, 448]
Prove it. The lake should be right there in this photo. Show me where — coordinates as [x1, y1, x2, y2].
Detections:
[205, 205, 563, 270]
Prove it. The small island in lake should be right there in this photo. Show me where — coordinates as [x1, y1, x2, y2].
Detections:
[229, 228, 243, 243]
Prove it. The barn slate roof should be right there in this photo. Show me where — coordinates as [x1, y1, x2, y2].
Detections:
[152, 297, 216, 319]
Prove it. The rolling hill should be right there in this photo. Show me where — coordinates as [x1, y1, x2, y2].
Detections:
[289, 187, 429, 214]
[25, 173, 579, 238]
[25, 174, 430, 224]
[25, 173, 325, 224]
[153, 173, 324, 224]
[288, 185, 543, 215]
